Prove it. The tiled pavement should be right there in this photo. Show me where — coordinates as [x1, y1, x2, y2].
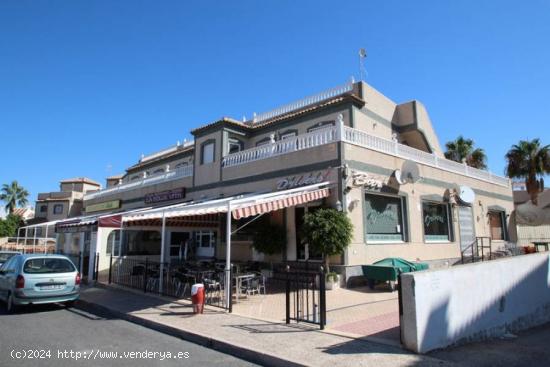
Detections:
[232, 284, 400, 342]
[78, 285, 452, 367]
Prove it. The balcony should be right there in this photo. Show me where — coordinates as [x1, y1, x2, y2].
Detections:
[84, 165, 194, 201]
[222, 124, 510, 188]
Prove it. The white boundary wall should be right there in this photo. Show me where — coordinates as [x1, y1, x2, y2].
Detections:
[401, 253, 550, 353]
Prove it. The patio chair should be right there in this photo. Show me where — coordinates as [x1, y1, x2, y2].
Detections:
[258, 275, 267, 295]
[241, 277, 260, 296]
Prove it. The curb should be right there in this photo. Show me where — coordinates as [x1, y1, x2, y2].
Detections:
[76, 298, 306, 367]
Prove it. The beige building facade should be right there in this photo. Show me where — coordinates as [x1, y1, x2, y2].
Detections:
[56, 81, 514, 284]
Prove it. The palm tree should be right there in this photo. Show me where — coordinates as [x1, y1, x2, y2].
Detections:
[505, 139, 550, 205]
[0, 181, 30, 214]
[444, 136, 488, 170]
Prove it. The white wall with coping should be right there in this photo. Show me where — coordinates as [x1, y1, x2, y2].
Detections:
[401, 253, 550, 353]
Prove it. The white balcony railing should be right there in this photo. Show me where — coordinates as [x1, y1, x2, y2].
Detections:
[84, 165, 193, 201]
[342, 126, 510, 187]
[222, 123, 510, 188]
[222, 126, 339, 168]
[252, 82, 353, 124]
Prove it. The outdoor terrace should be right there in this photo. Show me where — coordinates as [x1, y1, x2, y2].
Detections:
[222, 122, 511, 187]
[84, 165, 193, 200]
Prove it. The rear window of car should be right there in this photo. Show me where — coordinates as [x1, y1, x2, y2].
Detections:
[23, 258, 76, 274]
[0, 253, 16, 263]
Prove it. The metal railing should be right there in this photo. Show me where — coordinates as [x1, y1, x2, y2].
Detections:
[140, 140, 194, 163]
[108, 256, 230, 310]
[251, 82, 353, 124]
[84, 165, 193, 200]
[461, 237, 493, 264]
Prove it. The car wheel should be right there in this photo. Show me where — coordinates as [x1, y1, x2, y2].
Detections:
[6, 293, 17, 314]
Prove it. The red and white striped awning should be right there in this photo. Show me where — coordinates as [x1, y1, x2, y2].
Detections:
[232, 188, 329, 219]
[121, 183, 331, 224]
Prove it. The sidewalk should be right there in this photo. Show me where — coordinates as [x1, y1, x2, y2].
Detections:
[78, 285, 452, 367]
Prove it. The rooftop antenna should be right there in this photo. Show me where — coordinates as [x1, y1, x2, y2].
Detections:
[359, 48, 367, 81]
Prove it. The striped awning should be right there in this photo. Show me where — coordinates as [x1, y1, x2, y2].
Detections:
[126, 214, 220, 227]
[122, 183, 331, 225]
[232, 188, 329, 219]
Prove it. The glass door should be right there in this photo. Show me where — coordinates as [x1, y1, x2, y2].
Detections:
[195, 230, 216, 258]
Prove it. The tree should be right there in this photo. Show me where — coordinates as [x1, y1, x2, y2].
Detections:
[252, 222, 286, 256]
[505, 138, 550, 205]
[0, 181, 29, 214]
[0, 214, 23, 237]
[444, 136, 488, 170]
[301, 208, 353, 273]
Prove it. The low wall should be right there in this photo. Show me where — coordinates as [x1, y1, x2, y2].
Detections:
[401, 253, 550, 353]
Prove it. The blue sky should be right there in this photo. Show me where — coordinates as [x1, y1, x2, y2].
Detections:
[1, 0, 549, 212]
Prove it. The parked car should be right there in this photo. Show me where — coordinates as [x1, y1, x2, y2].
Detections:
[0, 254, 80, 313]
[0, 251, 21, 268]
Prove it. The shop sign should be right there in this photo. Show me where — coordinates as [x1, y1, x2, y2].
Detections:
[276, 170, 330, 190]
[56, 224, 97, 233]
[145, 188, 186, 204]
[86, 200, 121, 213]
[352, 171, 384, 189]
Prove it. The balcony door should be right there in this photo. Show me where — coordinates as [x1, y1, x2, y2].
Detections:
[195, 230, 216, 258]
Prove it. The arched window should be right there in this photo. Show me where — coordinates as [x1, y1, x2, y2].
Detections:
[106, 230, 121, 256]
[153, 168, 165, 175]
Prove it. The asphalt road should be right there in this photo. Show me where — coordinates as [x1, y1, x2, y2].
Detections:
[0, 303, 258, 367]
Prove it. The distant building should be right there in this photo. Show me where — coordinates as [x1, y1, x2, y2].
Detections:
[34, 177, 101, 222]
[11, 207, 35, 222]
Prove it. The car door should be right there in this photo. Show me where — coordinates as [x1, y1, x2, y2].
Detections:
[0, 257, 17, 301]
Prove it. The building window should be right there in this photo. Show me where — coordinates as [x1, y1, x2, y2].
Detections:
[106, 230, 121, 256]
[364, 193, 407, 243]
[256, 137, 273, 147]
[228, 138, 244, 154]
[488, 211, 506, 240]
[40, 205, 47, 213]
[53, 204, 63, 214]
[175, 162, 188, 169]
[153, 168, 165, 175]
[201, 140, 215, 164]
[195, 230, 216, 248]
[279, 130, 297, 140]
[130, 175, 140, 181]
[307, 121, 335, 133]
[121, 230, 161, 256]
[422, 202, 451, 242]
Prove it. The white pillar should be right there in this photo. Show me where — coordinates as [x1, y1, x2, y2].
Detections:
[24, 227, 28, 254]
[159, 213, 166, 294]
[16, 228, 21, 248]
[44, 224, 49, 254]
[33, 228, 37, 253]
[225, 202, 232, 308]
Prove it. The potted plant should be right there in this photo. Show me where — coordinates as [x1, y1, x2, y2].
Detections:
[252, 222, 286, 278]
[325, 271, 340, 290]
[301, 208, 353, 290]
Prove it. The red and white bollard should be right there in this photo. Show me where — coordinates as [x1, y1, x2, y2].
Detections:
[191, 283, 205, 314]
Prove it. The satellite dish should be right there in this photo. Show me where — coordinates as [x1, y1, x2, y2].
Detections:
[458, 186, 475, 205]
[394, 170, 406, 185]
[400, 160, 421, 184]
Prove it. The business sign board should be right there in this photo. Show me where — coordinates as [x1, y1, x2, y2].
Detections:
[144, 188, 186, 204]
[276, 170, 330, 190]
[86, 200, 121, 213]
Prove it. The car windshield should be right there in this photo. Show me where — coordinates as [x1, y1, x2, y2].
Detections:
[23, 258, 76, 274]
[0, 253, 16, 263]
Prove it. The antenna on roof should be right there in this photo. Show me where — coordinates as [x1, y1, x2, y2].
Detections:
[359, 48, 367, 81]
